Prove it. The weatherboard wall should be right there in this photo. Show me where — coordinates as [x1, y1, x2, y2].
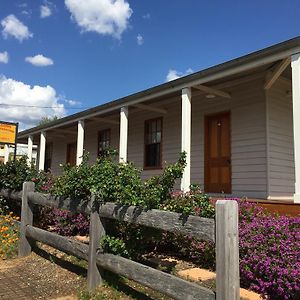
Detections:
[49, 78, 270, 199]
[266, 78, 295, 199]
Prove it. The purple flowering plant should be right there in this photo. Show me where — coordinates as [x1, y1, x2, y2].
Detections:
[219, 198, 300, 300]
[45, 208, 89, 236]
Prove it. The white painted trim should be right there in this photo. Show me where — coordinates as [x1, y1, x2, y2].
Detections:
[291, 53, 300, 203]
[181, 88, 191, 192]
[119, 106, 128, 163]
[265, 89, 270, 200]
[27, 135, 33, 166]
[76, 120, 85, 165]
[38, 131, 46, 171]
[4, 144, 9, 164]
[267, 196, 294, 201]
[264, 57, 291, 90]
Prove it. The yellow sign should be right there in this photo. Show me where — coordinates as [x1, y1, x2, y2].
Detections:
[0, 122, 18, 144]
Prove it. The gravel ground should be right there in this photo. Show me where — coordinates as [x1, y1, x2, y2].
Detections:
[0, 244, 86, 300]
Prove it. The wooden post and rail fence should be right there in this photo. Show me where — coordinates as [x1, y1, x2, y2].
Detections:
[0, 182, 240, 300]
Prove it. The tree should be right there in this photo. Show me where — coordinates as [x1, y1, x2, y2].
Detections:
[38, 116, 59, 126]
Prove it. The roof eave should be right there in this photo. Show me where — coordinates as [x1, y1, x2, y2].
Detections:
[18, 36, 300, 139]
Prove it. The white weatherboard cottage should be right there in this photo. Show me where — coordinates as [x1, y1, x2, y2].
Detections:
[17, 37, 300, 203]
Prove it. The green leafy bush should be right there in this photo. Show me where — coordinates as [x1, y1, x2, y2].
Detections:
[0, 157, 37, 191]
[100, 235, 130, 258]
[161, 184, 215, 218]
[89, 151, 144, 206]
[0, 157, 53, 193]
[52, 151, 187, 209]
[51, 154, 92, 199]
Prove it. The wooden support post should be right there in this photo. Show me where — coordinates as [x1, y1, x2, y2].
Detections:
[38, 131, 46, 171]
[87, 195, 105, 291]
[76, 120, 85, 165]
[27, 135, 33, 166]
[216, 200, 240, 300]
[19, 181, 35, 257]
[4, 144, 9, 164]
[119, 106, 128, 163]
[291, 53, 300, 203]
[181, 87, 192, 192]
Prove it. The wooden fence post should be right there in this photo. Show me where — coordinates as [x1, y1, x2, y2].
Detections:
[87, 195, 105, 291]
[19, 181, 35, 257]
[216, 200, 240, 300]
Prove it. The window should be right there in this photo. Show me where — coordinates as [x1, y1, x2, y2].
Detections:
[44, 142, 53, 172]
[98, 129, 111, 156]
[144, 118, 162, 168]
[66, 142, 77, 166]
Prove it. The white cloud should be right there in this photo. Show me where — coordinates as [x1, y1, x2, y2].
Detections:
[0, 52, 9, 64]
[21, 10, 32, 16]
[137, 34, 143, 45]
[25, 54, 54, 67]
[60, 95, 81, 107]
[166, 68, 194, 82]
[66, 99, 80, 106]
[1, 14, 33, 42]
[40, 5, 52, 18]
[65, 0, 133, 39]
[142, 13, 150, 19]
[17, 3, 28, 8]
[0, 76, 65, 129]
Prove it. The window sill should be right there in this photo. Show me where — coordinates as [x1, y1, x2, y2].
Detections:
[143, 166, 163, 171]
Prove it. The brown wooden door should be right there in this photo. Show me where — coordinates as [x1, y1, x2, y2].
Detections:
[205, 112, 231, 193]
[66, 142, 77, 166]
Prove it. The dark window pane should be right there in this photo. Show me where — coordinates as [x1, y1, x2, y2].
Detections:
[145, 118, 162, 168]
[98, 129, 111, 156]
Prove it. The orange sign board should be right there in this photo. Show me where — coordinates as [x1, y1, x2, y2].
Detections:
[0, 122, 18, 144]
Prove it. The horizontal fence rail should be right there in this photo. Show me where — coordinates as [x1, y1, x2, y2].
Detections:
[1, 182, 240, 300]
[27, 191, 215, 242]
[0, 189, 22, 201]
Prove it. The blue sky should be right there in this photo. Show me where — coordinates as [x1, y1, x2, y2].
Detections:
[0, 0, 300, 129]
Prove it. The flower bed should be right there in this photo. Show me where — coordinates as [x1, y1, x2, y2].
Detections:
[0, 210, 20, 259]
[0, 154, 299, 299]
[238, 203, 300, 300]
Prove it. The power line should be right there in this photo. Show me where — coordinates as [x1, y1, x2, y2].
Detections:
[0, 103, 90, 109]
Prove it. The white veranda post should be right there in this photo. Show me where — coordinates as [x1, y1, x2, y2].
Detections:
[4, 144, 9, 164]
[119, 106, 128, 163]
[291, 53, 300, 203]
[38, 131, 46, 171]
[27, 135, 33, 166]
[181, 87, 192, 192]
[76, 120, 85, 165]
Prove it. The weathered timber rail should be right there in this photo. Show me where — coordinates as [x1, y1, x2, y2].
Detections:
[0, 183, 240, 300]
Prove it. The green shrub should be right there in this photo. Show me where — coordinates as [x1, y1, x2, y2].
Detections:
[100, 235, 130, 258]
[52, 151, 187, 209]
[89, 151, 144, 206]
[0, 157, 53, 193]
[51, 153, 92, 199]
[0, 157, 37, 191]
[161, 184, 215, 218]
